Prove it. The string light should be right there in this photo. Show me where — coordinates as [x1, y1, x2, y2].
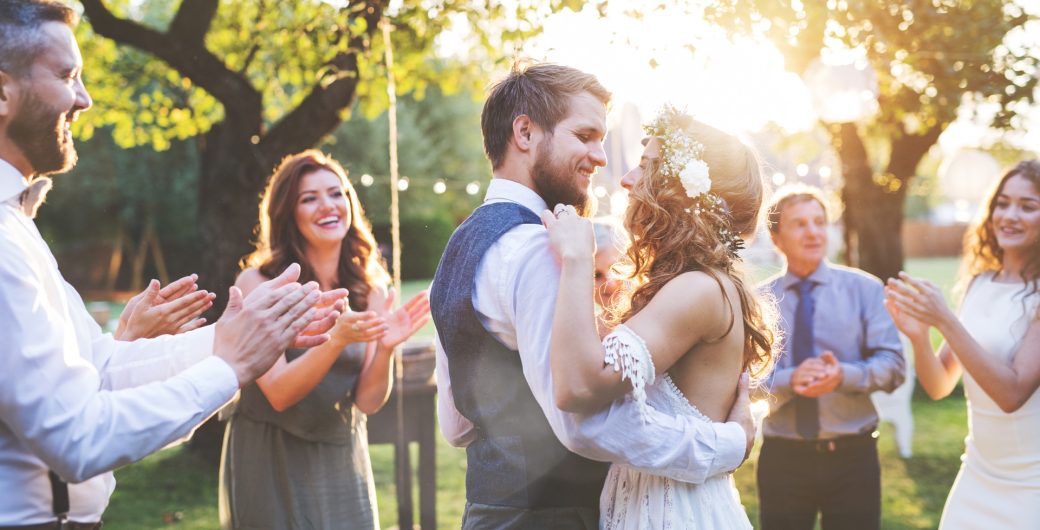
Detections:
[353, 173, 485, 195]
[772, 172, 786, 186]
[819, 166, 832, 181]
[796, 164, 809, 177]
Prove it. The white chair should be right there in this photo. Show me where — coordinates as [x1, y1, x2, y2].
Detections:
[871, 336, 915, 458]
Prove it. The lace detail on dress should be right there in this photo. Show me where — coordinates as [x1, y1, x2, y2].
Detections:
[661, 374, 712, 423]
[603, 324, 657, 423]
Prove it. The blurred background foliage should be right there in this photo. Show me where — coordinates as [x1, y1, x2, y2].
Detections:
[38, 84, 488, 287]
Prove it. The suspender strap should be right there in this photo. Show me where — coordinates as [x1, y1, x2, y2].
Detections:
[48, 471, 69, 521]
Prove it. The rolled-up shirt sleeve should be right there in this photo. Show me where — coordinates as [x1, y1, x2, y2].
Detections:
[506, 230, 745, 484]
[0, 252, 239, 483]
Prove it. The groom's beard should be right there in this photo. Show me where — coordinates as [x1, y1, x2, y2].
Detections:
[532, 136, 593, 217]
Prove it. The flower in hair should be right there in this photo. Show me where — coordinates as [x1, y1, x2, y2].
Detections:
[644, 104, 744, 261]
[644, 104, 713, 200]
[678, 159, 711, 198]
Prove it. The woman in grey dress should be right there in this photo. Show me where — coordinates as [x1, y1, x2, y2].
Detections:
[219, 150, 430, 530]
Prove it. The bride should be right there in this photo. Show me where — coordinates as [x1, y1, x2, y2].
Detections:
[542, 106, 778, 529]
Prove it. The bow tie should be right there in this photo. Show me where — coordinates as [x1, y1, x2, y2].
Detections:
[19, 177, 53, 219]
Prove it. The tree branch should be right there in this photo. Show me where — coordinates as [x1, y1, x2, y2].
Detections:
[168, 0, 219, 46]
[887, 123, 945, 180]
[261, 0, 386, 159]
[80, 0, 261, 132]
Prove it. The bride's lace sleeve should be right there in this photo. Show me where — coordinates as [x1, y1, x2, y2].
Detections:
[603, 324, 656, 423]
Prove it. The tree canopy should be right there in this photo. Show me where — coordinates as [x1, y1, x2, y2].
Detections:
[707, 0, 1038, 279]
[76, 0, 589, 150]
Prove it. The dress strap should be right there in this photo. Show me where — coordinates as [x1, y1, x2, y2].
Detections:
[603, 324, 656, 423]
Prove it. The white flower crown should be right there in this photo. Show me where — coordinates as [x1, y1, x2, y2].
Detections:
[642, 104, 745, 260]
[644, 105, 712, 200]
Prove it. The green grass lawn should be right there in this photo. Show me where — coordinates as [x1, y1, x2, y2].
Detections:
[100, 257, 968, 529]
[99, 393, 968, 529]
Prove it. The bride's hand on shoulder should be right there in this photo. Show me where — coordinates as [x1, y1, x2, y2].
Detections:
[540, 204, 594, 262]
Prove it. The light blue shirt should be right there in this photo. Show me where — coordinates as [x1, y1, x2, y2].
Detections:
[759, 260, 905, 440]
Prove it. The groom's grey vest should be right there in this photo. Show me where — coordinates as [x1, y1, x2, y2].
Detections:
[431, 202, 609, 510]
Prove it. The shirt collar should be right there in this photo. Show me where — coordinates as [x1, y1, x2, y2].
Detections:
[0, 158, 28, 205]
[483, 178, 548, 216]
[778, 259, 833, 291]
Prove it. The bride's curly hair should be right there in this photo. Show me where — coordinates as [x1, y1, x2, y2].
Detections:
[606, 118, 778, 381]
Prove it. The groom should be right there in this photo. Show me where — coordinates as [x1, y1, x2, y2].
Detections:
[431, 62, 755, 529]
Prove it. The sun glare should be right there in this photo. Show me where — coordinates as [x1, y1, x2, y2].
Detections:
[526, 2, 816, 135]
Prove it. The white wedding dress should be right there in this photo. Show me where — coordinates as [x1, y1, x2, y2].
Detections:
[598, 325, 752, 530]
[938, 273, 1040, 529]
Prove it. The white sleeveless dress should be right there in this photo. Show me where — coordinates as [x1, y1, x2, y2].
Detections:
[598, 325, 752, 530]
[939, 273, 1040, 529]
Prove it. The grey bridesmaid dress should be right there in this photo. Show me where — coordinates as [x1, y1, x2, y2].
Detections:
[219, 343, 379, 530]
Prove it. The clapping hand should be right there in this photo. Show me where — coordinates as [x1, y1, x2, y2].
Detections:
[377, 289, 431, 351]
[214, 263, 333, 385]
[884, 291, 929, 343]
[290, 288, 350, 349]
[885, 272, 953, 333]
[114, 274, 216, 341]
[540, 204, 595, 263]
[792, 351, 843, 397]
[331, 297, 389, 345]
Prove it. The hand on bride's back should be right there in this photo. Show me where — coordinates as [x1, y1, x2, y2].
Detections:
[540, 204, 595, 262]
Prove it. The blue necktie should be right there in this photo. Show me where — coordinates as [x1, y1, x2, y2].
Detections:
[792, 279, 820, 439]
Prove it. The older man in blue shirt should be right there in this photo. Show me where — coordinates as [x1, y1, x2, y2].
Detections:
[757, 186, 905, 530]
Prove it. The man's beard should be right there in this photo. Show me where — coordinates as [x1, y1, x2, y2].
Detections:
[532, 136, 592, 216]
[8, 91, 76, 176]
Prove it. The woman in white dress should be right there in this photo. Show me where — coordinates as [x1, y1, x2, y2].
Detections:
[885, 159, 1040, 529]
[542, 106, 778, 529]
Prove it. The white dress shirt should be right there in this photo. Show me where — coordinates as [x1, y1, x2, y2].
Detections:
[0, 159, 239, 524]
[434, 178, 745, 485]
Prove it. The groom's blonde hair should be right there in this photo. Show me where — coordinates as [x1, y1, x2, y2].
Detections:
[481, 61, 610, 170]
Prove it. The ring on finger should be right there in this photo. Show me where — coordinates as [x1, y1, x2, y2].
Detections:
[351, 323, 360, 332]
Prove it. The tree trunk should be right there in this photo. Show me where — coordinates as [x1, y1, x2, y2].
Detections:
[830, 122, 943, 283]
[188, 123, 275, 462]
[830, 123, 907, 282]
[197, 125, 274, 312]
[842, 173, 906, 282]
